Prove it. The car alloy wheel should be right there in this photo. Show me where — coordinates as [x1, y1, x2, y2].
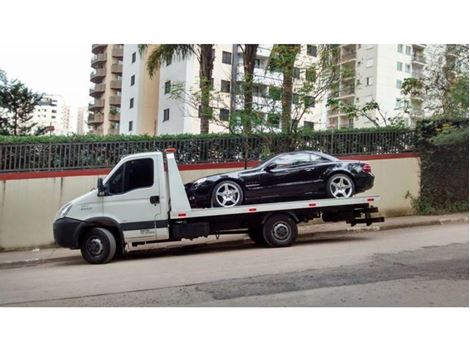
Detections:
[213, 181, 242, 207]
[329, 174, 354, 198]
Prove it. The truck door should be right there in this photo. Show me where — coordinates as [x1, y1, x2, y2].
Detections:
[102, 156, 166, 242]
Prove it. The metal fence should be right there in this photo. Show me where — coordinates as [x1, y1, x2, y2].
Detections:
[0, 130, 416, 173]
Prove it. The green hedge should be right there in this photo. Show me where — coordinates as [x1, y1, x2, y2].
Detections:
[0, 126, 410, 144]
[413, 117, 469, 214]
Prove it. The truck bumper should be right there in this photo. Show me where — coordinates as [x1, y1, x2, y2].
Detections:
[53, 217, 84, 249]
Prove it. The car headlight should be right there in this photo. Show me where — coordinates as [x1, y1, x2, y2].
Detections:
[57, 203, 72, 219]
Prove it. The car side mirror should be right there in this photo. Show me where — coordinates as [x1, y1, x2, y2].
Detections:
[265, 163, 276, 172]
[97, 177, 107, 197]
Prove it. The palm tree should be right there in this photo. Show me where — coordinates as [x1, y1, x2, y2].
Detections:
[268, 44, 301, 133]
[239, 44, 259, 133]
[139, 44, 215, 134]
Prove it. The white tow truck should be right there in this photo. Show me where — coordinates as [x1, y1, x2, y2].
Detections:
[53, 149, 384, 264]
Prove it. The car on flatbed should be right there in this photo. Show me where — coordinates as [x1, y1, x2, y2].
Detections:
[53, 149, 383, 264]
[185, 150, 374, 208]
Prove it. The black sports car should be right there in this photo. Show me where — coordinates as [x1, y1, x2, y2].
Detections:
[185, 150, 374, 208]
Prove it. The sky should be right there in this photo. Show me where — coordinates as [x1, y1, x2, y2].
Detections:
[0, 44, 91, 108]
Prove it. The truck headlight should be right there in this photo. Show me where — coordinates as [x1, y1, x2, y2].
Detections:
[57, 203, 72, 219]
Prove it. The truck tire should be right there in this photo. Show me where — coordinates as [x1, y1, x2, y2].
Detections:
[248, 227, 267, 246]
[262, 214, 298, 247]
[80, 227, 116, 264]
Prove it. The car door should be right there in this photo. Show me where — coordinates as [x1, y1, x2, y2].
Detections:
[258, 152, 313, 202]
[102, 157, 163, 242]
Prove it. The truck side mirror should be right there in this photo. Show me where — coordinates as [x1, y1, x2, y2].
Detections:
[97, 177, 106, 196]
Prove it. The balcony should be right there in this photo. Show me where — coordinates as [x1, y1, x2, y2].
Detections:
[109, 112, 121, 122]
[110, 79, 122, 90]
[328, 117, 339, 129]
[88, 99, 105, 111]
[339, 85, 355, 97]
[109, 95, 121, 106]
[88, 113, 104, 124]
[111, 63, 123, 74]
[90, 68, 106, 83]
[413, 44, 426, 49]
[92, 44, 107, 54]
[91, 53, 107, 67]
[112, 45, 124, 58]
[89, 83, 106, 98]
[412, 52, 425, 65]
[341, 45, 357, 62]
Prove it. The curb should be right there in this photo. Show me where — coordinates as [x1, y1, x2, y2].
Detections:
[0, 216, 467, 269]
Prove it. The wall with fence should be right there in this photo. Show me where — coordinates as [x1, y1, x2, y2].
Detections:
[0, 153, 420, 251]
[0, 129, 415, 173]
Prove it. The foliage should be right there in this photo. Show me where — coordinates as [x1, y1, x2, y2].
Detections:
[412, 117, 468, 214]
[0, 72, 44, 136]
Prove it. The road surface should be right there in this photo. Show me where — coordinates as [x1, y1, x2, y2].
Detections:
[0, 223, 468, 306]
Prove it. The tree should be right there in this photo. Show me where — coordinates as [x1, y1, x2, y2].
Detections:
[0, 72, 43, 136]
[401, 44, 469, 119]
[268, 44, 301, 132]
[140, 44, 215, 133]
[239, 44, 259, 133]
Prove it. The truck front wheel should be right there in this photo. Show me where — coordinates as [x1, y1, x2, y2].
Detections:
[80, 227, 116, 264]
[262, 214, 298, 247]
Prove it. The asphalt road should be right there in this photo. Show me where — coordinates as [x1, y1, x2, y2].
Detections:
[0, 223, 468, 307]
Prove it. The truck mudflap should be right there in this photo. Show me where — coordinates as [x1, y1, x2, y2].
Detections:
[347, 206, 384, 226]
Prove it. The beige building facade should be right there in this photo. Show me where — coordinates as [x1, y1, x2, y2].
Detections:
[88, 44, 124, 135]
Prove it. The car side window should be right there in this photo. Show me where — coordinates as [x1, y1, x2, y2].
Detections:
[106, 158, 154, 195]
[271, 153, 311, 169]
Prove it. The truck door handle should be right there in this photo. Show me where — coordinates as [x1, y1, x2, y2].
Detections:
[150, 196, 160, 205]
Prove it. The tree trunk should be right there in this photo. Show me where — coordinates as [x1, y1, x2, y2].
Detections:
[279, 44, 300, 133]
[199, 44, 214, 134]
[242, 44, 258, 133]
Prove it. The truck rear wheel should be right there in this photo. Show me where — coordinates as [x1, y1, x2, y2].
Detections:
[80, 227, 116, 264]
[262, 214, 298, 247]
[248, 227, 267, 246]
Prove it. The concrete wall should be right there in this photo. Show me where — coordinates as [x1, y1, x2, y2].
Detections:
[0, 155, 420, 250]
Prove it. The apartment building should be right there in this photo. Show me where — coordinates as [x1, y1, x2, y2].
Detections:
[31, 94, 69, 135]
[88, 44, 123, 135]
[153, 44, 325, 135]
[119, 44, 160, 135]
[327, 44, 427, 128]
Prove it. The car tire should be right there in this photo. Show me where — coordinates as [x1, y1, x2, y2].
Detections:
[248, 227, 268, 246]
[80, 227, 116, 264]
[211, 180, 244, 208]
[326, 173, 356, 199]
[262, 214, 298, 247]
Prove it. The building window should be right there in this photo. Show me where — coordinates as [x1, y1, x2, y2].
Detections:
[306, 68, 316, 81]
[397, 62, 403, 71]
[304, 121, 314, 130]
[130, 75, 135, 86]
[305, 96, 315, 107]
[365, 77, 373, 86]
[405, 46, 411, 55]
[366, 58, 374, 68]
[129, 98, 134, 109]
[163, 108, 170, 121]
[132, 52, 136, 63]
[222, 51, 232, 64]
[396, 79, 403, 89]
[128, 121, 133, 132]
[306, 45, 317, 57]
[221, 80, 231, 93]
[293, 93, 300, 104]
[397, 44, 403, 53]
[405, 64, 411, 73]
[255, 58, 261, 68]
[219, 108, 229, 121]
[293, 67, 300, 79]
[165, 80, 171, 94]
[166, 56, 172, 66]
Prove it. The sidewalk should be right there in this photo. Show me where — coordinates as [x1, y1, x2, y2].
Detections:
[0, 212, 467, 269]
